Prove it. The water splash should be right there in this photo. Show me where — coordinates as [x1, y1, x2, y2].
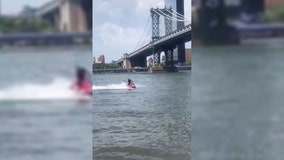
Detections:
[93, 82, 142, 90]
[0, 78, 91, 102]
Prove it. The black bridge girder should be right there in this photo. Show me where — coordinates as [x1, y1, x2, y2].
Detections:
[130, 56, 147, 68]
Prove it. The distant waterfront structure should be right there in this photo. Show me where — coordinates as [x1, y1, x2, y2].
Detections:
[20, 5, 37, 17]
[147, 57, 153, 66]
[161, 55, 165, 63]
[97, 55, 105, 64]
[110, 60, 116, 64]
[185, 49, 191, 63]
[93, 57, 96, 64]
[122, 53, 131, 69]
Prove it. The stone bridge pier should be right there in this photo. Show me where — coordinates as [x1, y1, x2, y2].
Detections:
[122, 53, 132, 69]
[150, 46, 178, 72]
[163, 46, 178, 72]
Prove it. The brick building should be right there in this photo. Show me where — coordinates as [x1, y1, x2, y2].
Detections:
[185, 49, 191, 64]
[98, 55, 105, 64]
[266, 0, 284, 6]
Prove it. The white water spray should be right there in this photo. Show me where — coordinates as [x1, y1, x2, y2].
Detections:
[0, 78, 90, 101]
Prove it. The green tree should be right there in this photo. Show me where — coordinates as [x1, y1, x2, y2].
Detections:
[265, 5, 284, 22]
[0, 17, 54, 33]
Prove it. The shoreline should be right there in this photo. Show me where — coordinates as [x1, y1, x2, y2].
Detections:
[93, 66, 191, 74]
[0, 45, 92, 53]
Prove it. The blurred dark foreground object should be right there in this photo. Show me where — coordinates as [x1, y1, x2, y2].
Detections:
[193, 0, 284, 45]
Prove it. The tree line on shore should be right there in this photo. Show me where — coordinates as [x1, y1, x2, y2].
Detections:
[0, 17, 53, 34]
[93, 63, 121, 69]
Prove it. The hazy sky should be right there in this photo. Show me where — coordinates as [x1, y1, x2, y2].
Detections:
[1, 0, 50, 14]
[93, 0, 191, 62]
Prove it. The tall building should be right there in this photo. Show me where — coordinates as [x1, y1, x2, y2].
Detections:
[185, 49, 191, 63]
[93, 57, 96, 64]
[97, 55, 105, 64]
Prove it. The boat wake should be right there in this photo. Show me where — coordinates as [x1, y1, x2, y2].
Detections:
[93, 82, 140, 90]
[0, 78, 91, 102]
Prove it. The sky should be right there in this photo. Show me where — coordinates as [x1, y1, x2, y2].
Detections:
[1, 0, 50, 14]
[93, 0, 191, 62]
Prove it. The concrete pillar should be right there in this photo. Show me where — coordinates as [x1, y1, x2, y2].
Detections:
[165, 48, 174, 66]
[54, 11, 61, 31]
[164, 47, 177, 72]
[122, 53, 132, 69]
[197, 0, 239, 45]
[59, 0, 88, 32]
[153, 52, 161, 65]
[176, 0, 186, 64]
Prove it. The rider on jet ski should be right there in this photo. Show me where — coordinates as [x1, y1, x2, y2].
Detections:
[127, 79, 136, 88]
[128, 79, 132, 85]
[71, 66, 92, 95]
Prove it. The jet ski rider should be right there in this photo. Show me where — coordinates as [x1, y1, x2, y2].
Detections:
[128, 79, 132, 86]
[71, 66, 92, 95]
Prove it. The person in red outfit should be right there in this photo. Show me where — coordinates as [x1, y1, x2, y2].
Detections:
[127, 79, 136, 88]
[71, 67, 92, 95]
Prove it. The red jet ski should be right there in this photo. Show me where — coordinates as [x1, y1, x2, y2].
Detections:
[71, 79, 92, 96]
[127, 83, 136, 89]
[126, 79, 136, 89]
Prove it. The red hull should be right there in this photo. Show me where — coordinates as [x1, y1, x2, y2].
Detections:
[127, 83, 136, 88]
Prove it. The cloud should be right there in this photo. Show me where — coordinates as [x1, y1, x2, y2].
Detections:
[136, 0, 165, 11]
[93, 0, 125, 20]
[94, 22, 149, 60]
[98, 23, 141, 46]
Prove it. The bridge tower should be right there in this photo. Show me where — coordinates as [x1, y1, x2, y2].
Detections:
[122, 53, 132, 69]
[150, 8, 161, 41]
[149, 0, 187, 71]
[160, 0, 187, 65]
[150, 7, 176, 71]
[176, 0, 186, 65]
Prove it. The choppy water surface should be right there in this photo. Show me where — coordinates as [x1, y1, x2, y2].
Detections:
[0, 47, 92, 160]
[93, 73, 191, 160]
[192, 44, 284, 160]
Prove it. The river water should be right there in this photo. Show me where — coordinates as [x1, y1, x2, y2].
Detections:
[93, 73, 191, 160]
[0, 47, 92, 160]
[2, 43, 283, 160]
[192, 44, 284, 160]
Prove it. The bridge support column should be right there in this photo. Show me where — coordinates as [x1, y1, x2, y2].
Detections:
[59, 0, 88, 32]
[176, 0, 186, 64]
[150, 51, 164, 72]
[153, 52, 161, 65]
[197, 0, 239, 45]
[164, 48, 178, 72]
[122, 53, 132, 69]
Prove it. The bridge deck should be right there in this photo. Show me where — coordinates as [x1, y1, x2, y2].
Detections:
[116, 24, 191, 64]
[35, 0, 62, 16]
